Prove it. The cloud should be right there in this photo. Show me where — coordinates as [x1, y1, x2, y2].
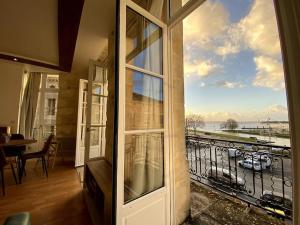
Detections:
[215, 80, 244, 89]
[186, 104, 288, 122]
[253, 56, 285, 90]
[268, 104, 288, 114]
[183, 0, 285, 91]
[239, 0, 281, 57]
[183, 0, 229, 50]
[184, 59, 220, 77]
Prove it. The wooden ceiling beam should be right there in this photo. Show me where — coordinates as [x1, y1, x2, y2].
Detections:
[58, 0, 85, 72]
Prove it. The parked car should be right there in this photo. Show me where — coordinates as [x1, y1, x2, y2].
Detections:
[258, 190, 292, 217]
[207, 166, 245, 190]
[244, 152, 272, 168]
[228, 148, 242, 158]
[238, 158, 264, 171]
[253, 153, 272, 167]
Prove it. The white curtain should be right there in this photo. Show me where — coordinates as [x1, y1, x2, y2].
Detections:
[19, 72, 41, 138]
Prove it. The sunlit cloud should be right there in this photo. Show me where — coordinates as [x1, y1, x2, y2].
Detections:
[215, 80, 244, 89]
[186, 104, 288, 121]
[253, 56, 285, 90]
[239, 0, 281, 57]
[184, 59, 220, 77]
[183, 0, 285, 91]
[183, 0, 229, 50]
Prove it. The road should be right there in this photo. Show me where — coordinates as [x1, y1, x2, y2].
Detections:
[187, 146, 293, 201]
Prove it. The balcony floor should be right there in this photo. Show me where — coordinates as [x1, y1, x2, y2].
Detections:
[0, 160, 92, 225]
[183, 181, 290, 225]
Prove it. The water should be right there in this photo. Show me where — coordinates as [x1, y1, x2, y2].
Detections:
[199, 121, 290, 147]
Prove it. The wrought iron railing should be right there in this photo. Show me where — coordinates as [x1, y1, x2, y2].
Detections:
[186, 135, 293, 220]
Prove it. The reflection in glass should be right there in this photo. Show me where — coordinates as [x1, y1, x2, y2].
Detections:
[126, 69, 164, 130]
[126, 8, 163, 75]
[92, 85, 102, 95]
[124, 133, 164, 203]
[131, 0, 166, 21]
[91, 105, 101, 124]
[169, 0, 190, 17]
[90, 128, 99, 146]
[80, 125, 86, 147]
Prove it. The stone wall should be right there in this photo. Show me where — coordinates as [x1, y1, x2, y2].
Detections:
[171, 20, 191, 225]
[56, 73, 87, 159]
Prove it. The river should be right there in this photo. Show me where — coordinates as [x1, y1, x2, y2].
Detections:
[199, 121, 291, 147]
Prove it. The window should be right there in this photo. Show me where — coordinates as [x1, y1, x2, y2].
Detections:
[124, 7, 165, 203]
[47, 98, 56, 116]
[33, 74, 59, 139]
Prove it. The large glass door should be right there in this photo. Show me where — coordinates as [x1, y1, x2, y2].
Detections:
[85, 61, 108, 164]
[116, 1, 170, 225]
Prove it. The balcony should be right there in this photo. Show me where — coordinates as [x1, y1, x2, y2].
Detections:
[185, 135, 292, 224]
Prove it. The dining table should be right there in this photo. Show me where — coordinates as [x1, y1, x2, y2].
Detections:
[0, 139, 37, 147]
[0, 139, 37, 183]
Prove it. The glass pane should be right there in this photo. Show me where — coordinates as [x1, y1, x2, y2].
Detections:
[126, 7, 163, 75]
[46, 74, 59, 89]
[124, 133, 164, 203]
[126, 69, 164, 130]
[94, 66, 107, 83]
[169, 0, 190, 17]
[92, 85, 102, 95]
[90, 128, 99, 146]
[131, 0, 166, 21]
[92, 105, 101, 124]
[81, 106, 87, 124]
[80, 125, 85, 147]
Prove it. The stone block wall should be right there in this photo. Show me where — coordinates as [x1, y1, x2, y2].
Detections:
[56, 73, 87, 159]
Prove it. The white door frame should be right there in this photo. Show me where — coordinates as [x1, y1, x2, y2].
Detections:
[75, 79, 88, 167]
[116, 1, 170, 224]
[85, 60, 108, 165]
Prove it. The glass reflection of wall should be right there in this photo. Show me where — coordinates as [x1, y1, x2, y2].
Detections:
[131, 0, 166, 21]
[124, 7, 164, 203]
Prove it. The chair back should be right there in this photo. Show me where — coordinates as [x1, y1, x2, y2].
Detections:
[41, 134, 54, 155]
[4, 133, 26, 152]
[0, 149, 7, 168]
[0, 138, 7, 168]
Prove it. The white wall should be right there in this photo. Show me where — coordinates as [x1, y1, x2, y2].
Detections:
[0, 60, 24, 133]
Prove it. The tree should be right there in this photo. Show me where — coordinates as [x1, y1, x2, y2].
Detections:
[185, 114, 205, 135]
[221, 119, 238, 130]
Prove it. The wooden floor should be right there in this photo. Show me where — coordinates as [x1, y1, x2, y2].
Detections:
[0, 160, 92, 225]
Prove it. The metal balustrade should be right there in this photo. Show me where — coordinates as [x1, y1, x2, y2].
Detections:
[186, 135, 293, 220]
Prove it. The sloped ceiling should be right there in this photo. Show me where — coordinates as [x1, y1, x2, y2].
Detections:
[0, 0, 59, 65]
[71, 0, 116, 75]
[0, 0, 115, 74]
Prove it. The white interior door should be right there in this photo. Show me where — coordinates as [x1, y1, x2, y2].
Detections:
[116, 1, 170, 225]
[84, 61, 108, 164]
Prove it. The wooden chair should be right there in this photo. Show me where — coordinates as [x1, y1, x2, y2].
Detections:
[20, 134, 54, 181]
[0, 146, 18, 196]
[3, 134, 26, 177]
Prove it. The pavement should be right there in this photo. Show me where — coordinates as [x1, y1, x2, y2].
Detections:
[181, 181, 290, 225]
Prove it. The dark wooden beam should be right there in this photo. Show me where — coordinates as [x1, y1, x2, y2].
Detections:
[0, 54, 60, 71]
[58, 0, 85, 72]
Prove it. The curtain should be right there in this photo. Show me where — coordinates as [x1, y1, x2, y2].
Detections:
[19, 72, 41, 138]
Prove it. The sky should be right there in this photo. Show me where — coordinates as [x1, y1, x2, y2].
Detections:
[183, 0, 289, 122]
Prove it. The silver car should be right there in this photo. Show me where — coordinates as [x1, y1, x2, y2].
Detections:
[238, 158, 264, 171]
